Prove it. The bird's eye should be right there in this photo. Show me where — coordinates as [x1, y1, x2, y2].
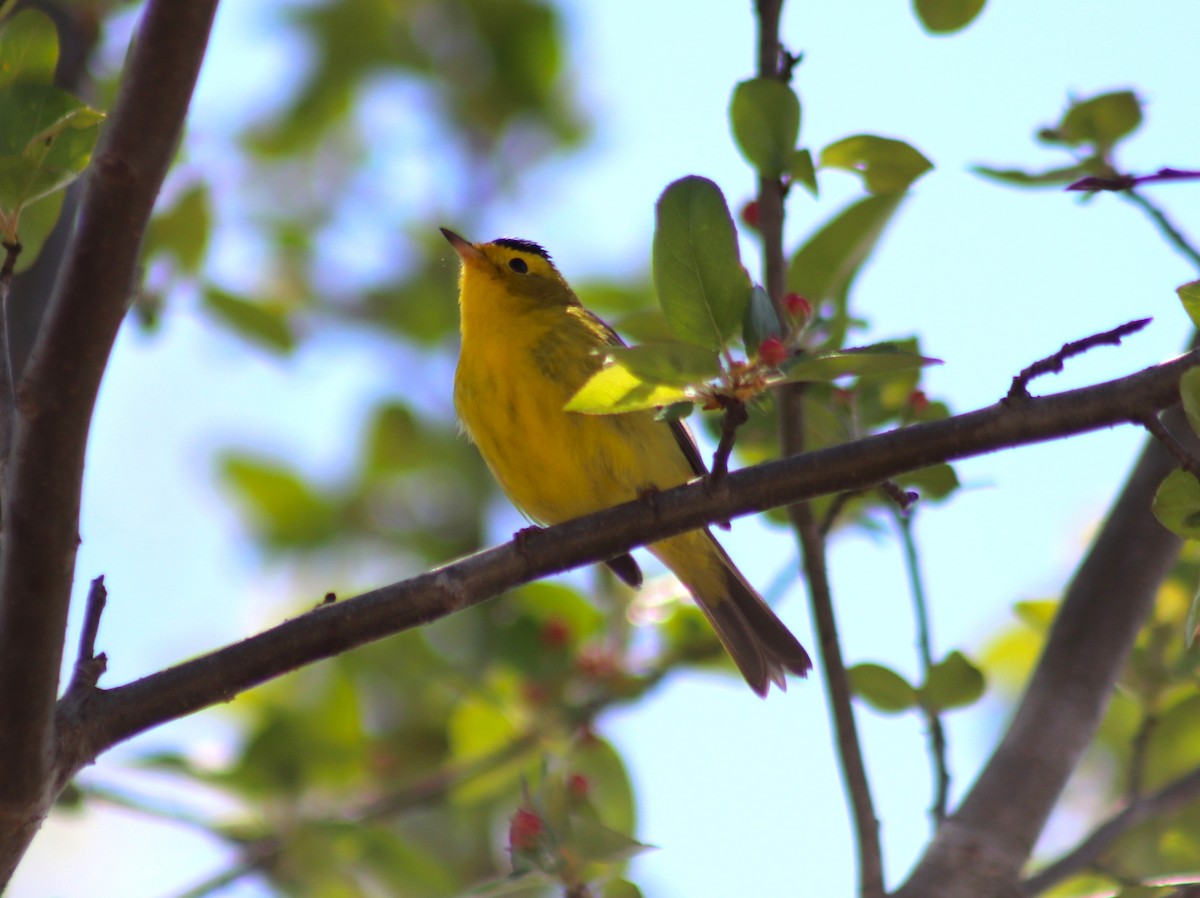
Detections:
[508, 258, 528, 274]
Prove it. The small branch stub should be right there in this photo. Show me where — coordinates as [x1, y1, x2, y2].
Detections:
[1006, 318, 1152, 402]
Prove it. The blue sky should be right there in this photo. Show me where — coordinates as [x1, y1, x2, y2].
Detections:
[12, 0, 1200, 896]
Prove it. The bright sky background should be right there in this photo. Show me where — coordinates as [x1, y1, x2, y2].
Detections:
[11, 0, 1200, 896]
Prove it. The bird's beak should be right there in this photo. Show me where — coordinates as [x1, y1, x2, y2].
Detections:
[440, 227, 486, 265]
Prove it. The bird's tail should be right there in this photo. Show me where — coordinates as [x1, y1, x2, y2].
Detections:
[650, 530, 812, 697]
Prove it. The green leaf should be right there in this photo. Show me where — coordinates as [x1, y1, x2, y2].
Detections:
[565, 360, 692, 415]
[971, 163, 1092, 189]
[366, 401, 427, 472]
[219, 454, 336, 548]
[820, 135, 933, 195]
[729, 78, 801, 178]
[603, 880, 645, 898]
[1181, 367, 1200, 440]
[7, 184, 61, 271]
[788, 147, 818, 195]
[569, 816, 654, 866]
[787, 194, 904, 306]
[919, 651, 985, 711]
[1177, 280, 1200, 330]
[742, 284, 783, 350]
[1152, 468, 1200, 539]
[1043, 90, 1143, 151]
[447, 690, 528, 803]
[655, 401, 694, 423]
[652, 175, 752, 350]
[144, 185, 211, 273]
[203, 287, 295, 353]
[780, 344, 941, 382]
[913, 0, 987, 33]
[0, 9, 58, 88]
[0, 83, 103, 212]
[604, 343, 720, 388]
[848, 663, 918, 713]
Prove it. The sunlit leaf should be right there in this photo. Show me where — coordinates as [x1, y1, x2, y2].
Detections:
[604, 343, 720, 388]
[729, 77, 801, 178]
[820, 135, 933, 195]
[788, 147, 818, 195]
[1152, 468, 1200, 539]
[653, 175, 752, 349]
[848, 663, 918, 713]
[565, 358, 692, 414]
[913, 0, 987, 33]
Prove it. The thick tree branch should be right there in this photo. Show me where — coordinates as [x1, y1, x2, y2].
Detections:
[58, 351, 1199, 781]
[894, 402, 1195, 898]
[0, 0, 219, 884]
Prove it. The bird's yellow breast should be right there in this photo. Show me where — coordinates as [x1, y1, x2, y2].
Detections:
[454, 288, 693, 526]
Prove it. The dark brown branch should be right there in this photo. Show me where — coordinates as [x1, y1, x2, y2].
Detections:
[55, 352, 1200, 794]
[1006, 318, 1151, 402]
[1021, 764, 1200, 895]
[62, 576, 108, 705]
[0, 0, 219, 885]
[709, 397, 748, 483]
[894, 401, 1195, 898]
[1067, 168, 1200, 192]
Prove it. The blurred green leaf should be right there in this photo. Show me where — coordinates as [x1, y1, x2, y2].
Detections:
[7, 183, 61, 271]
[972, 163, 1091, 189]
[1181, 367, 1200, 441]
[913, 0, 986, 33]
[366, 401, 427, 472]
[0, 83, 103, 212]
[1187, 579, 1200, 648]
[145, 185, 211, 273]
[780, 344, 941, 383]
[919, 651, 985, 711]
[820, 135, 932, 195]
[729, 78, 801, 178]
[787, 194, 904, 309]
[204, 286, 296, 353]
[1042, 90, 1142, 151]
[1177, 280, 1200, 330]
[743, 284, 783, 350]
[848, 663, 918, 713]
[0, 9, 58, 88]
[603, 880, 645, 898]
[447, 691, 523, 803]
[569, 815, 654, 865]
[220, 453, 338, 548]
[788, 147, 818, 195]
[565, 358, 692, 415]
[604, 343, 720, 388]
[653, 175, 752, 350]
[1152, 469, 1200, 539]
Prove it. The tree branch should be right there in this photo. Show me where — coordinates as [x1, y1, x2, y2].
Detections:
[58, 351, 1199, 785]
[1022, 763, 1200, 895]
[894, 401, 1196, 898]
[0, 0, 219, 884]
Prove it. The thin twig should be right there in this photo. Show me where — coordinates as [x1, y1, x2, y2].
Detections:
[1122, 188, 1200, 273]
[1006, 318, 1151, 402]
[0, 239, 18, 488]
[1125, 709, 1158, 802]
[1021, 764, 1200, 895]
[63, 576, 108, 702]
[709, 397, 748, 483]
[1068, 168, 1200, 193]
[895, 510, 950, 825]
[1140, 413, 1200, 481]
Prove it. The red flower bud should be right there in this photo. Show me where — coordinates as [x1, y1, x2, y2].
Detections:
[568, 774, 590, 800]
[784, 293, 811, 321]
[909, 390, 930, 414]
[508, 808, 544, 852]
[740, 200, 761, 231]
[757, 336, 789, 368]
[539, 617, 570, 648]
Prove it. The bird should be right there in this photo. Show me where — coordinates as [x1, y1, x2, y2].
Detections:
[442, 227, 812, 696]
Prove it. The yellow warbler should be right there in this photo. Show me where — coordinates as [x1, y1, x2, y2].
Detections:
[443, 228, 811, 696]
